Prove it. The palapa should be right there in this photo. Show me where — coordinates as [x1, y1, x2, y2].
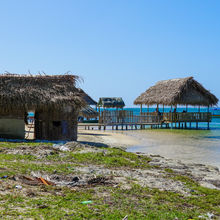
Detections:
[134, 77, 218, 106]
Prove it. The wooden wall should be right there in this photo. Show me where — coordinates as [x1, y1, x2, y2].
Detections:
[35, 108, 78, 141]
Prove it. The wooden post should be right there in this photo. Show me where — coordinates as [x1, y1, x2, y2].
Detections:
[140, 104, 142, 115]
[171, 105, 173, 129]
[197, 105, 200, 129]
[207, 105, 210, 130]
[147, 104, 149, 112]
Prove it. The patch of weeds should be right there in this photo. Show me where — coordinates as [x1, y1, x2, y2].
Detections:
[0, 142, 52, 149]
[0, 161, 77, 175]
[164, 168, 174, 173]
[64, 148, 152, 169]
[171, 175, 198, 187]
[166, 174, 220, 215]
[0, 153, 37, 162]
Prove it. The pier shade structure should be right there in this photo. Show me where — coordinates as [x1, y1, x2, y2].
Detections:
[78, 89, 98, 120]
[134, 77, 218, 129]
[97, 97, 125, 109]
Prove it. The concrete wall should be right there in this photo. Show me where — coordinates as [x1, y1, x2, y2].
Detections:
[0, 119, 25, 139]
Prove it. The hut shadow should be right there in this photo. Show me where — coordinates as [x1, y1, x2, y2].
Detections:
[0, 138, 66, 144]
[78, 141, 109, 148]
[78, 132, 110, 137]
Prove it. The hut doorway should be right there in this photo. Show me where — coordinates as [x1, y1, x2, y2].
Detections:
[24, 111, 35, 140]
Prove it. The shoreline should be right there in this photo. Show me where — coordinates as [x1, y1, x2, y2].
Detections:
[78, 128, 220, 191]
[78, 127, 220, 169]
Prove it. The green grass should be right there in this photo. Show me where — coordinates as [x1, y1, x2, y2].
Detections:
[0, 184, 219, 219]
[0, 142, 219, 219]
[63, 148, 152, 168]
[0, 142, 52, 149]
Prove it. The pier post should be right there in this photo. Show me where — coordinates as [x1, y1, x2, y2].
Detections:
[207, 105, 210, 130]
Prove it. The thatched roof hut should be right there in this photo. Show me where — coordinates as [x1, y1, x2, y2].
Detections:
[0, 74, 85, 113]
[134, 77, 218, 107]
[0, 74, 85, 140]
[98, 97, 125, 108]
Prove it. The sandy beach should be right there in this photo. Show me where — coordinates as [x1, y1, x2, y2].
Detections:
[78, 128, 140, 148]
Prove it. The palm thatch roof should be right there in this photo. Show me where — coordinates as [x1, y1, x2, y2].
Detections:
[80, 106, 98, 118]
[98, 97, 125, 108]
[0, 74, 85, 112]
[78, 89, 97, 105]
[134, 77, 218, 106]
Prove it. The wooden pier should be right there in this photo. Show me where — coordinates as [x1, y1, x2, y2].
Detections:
[78, 110, 212, 130]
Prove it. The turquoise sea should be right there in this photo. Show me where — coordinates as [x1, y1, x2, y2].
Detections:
[120, 107, 220, 168]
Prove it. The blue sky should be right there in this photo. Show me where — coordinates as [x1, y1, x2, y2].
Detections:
[0, 0, 219, 107]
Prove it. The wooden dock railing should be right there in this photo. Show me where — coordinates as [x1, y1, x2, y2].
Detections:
[162, 112, 212, 123]
[99, 110, 211, 125]
[99, 110, 161, 125]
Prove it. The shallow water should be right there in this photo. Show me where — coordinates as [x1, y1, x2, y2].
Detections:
[126, 118, 220, 168]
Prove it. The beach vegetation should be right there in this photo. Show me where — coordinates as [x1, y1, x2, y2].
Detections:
[0, 142, 219, 219]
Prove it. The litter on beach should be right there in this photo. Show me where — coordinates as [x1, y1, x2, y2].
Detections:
[81, 201, 93, 204]
[15, 185, 22, 189]
[52, 144, 69, 151]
